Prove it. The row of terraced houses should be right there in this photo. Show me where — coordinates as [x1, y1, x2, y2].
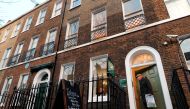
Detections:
[0, 0, 190, 109]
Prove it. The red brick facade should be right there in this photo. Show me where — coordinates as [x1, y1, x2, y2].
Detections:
[0, 0, 190, 108]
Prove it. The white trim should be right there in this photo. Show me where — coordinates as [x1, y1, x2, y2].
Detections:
[35, 8, 47, 26]
[70, 0, 81, 9]
[22, 16, 33, 32]
[32, 68, 51, 85]
[45, 28, 57, 44]
[65, 18, 80, 39]
[0, 76, 13, 95]
[28, 35, 39, 50]
[125, 46, 173, 109]
[51, 0, 63, 18]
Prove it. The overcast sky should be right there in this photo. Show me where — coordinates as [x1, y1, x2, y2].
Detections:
[0, 0, 47, 26]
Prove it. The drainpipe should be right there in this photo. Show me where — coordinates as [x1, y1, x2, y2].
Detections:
[50, 0, 67, 85]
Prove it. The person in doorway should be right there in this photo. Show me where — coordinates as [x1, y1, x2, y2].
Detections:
[136, 74, 153, 109]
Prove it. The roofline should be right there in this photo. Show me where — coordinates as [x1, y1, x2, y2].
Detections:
[0, 0, 50, 29]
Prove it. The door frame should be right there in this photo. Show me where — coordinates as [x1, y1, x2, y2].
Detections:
[32, 68, 51, 85]
[125, 46, 173, 109]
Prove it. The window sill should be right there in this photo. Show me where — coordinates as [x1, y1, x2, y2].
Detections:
[50, 14, 61, 19]
[0, 40, 5, 44]
[35, 22, 44, 27]
[10, 36, 17, 39]
[69, 5, 81, 11]
[21, 29, 29, 33]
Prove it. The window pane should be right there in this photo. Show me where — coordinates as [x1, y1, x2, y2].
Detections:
[92, 57, 108, 97]
[181, 38, 190, 53]
[49, 30, 56, 42]
[69, 20, 79, 36]
[63, 63, 75, 81]
[31, 37, 39, 49]
[132, 53, 154, 65]
[72, 0, 80, 8]
[123, 0, 142, 15]
[93, 10, 106, 27]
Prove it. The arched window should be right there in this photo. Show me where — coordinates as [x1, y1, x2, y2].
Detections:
[132, 53, 155, 66]
[181, 38, 190, 61]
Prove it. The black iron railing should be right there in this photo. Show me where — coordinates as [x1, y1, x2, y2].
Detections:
[171, 70, 189, 109]
[0, 78, 128, 109]
[21, 48, 36, 62]
[0, 84, 58, 109]
[7, 54, 21, 66]
[40, 41, 55, 56]
[76, 77, 127, 109]
[64, 34, 78, 49]
[91, 23, 107, 40]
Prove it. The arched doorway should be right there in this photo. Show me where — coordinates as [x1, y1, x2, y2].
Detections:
[32, 69, 51, 109]
[125, 46, 172, 109]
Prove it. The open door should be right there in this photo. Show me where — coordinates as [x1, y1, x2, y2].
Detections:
[133, 65, 166, 109]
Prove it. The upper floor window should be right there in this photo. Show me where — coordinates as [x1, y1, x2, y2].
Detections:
[2, 77, 13, 94]
[11, 23, 21, 38]
[60, 62, 75, 81]
[64, 19, 79, 49]
[18, 74, 29, 89]
[67, 19, 79, 39]
[29, 36, 39, 50]
[180, 38, 190, 69]
[52, 0, 62, 17]
[91, 8, 107, 40]
[165, 0, 190, 18]
[25, 36, 39, 61]
[8, 43, 23, 66]
[1, 29, 10, 42]
[70, 0, 81, 9]
[0, 48, 11, 68]
[41, 29, 57, 56]
[122, 0, 145, 29]
[23, 16, 33, 32]
[36, 9, 47, 25]
[46, 29, 57, 43]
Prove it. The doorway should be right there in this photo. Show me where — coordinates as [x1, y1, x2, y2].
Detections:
[125, 46, 173, 109]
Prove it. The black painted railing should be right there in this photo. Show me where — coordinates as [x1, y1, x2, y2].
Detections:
[21, 48, 36, 62]
[7, 54, 21, 66]
[171, 70, 189, 109]
[40, 41, 55, 56]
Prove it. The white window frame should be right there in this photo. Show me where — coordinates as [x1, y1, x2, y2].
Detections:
[70, 0, 81, 9]
[0, 48, 12, 68]
[1, 29, 10, 42]
[59, 62, 75, 83]
[91, 7, 107, 31]
[17, 73, 29, 89]
[11, 23, 21, 38]
[66, 18, 79, 39]
[180, 38, 190, 69]
[28, 36, 39, 50]
[14, 42, 24, 56]
[89, 54, 108, 102]
[22, 16, 33, 32]
[36, 8, 47, 26]
[51, 0, 63, 18]
[121, 0, 144, 20]
[1, 77, 13, 94]
[45, 28, 57, 44]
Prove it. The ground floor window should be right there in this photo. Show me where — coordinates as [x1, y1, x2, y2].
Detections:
[180, 38, 190, 69]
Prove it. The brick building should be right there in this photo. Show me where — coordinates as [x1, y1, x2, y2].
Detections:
[0, 0, 190, 109]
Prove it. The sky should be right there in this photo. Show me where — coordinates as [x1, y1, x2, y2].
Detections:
[0, 0, 47, 26]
